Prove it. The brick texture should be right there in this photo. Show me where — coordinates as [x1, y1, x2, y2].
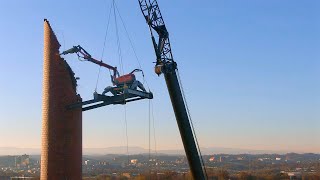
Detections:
[41, 19, 82, 180]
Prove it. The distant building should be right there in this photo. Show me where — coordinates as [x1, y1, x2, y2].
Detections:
[99, 161, 109, 165]
[175, 158, 186, 164]
[237, 157, 244, 160]
[219, 156, 224, 162]
[10, 177, 34, 180]
[276, 157, 281, 161]
[15, 154, 30, 167]
[130, 159, 138, 164]
[287, 172, 302, 179]
[209, 156, 215, 162]
[122, 173, 131, 178]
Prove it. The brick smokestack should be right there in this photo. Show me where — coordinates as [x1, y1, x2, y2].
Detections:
[41, 19, 82, 180]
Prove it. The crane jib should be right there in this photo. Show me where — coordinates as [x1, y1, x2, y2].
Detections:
[138, 0, 207, 179]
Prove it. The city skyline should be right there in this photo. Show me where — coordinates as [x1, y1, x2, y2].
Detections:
[0, 0, 319, 153]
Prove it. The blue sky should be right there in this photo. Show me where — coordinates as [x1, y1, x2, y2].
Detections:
[0, 0, 319, 153]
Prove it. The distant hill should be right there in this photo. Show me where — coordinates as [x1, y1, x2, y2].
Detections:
[0, 147, 39, 155]
[0, 146, 150, 155]
[84, 146, 292, 155]
[79, 146, 291, 155]
[84, 146, 149, 155]
[0, 146, 316, 156]
[198, 147, 289, 155]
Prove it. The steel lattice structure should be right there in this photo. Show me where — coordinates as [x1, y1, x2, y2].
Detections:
[138, 0, 174, 65]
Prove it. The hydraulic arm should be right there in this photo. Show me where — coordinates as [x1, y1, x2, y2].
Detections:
[61, 45, 120, 79]
[138, 1, 206, 179]
[61, 45, 145, 88]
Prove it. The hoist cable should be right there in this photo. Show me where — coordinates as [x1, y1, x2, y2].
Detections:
[149, 99, 159, 177]
[112, 0, 129, 164]
[101, 0, 114, 77]
[95, 0, 113, 92]
[112, 0, 124, 75]
[100, 0, 113, 62]
[113, 1, 151, 91]
[176, 69, 208, 179]
[124, 105, 129, 165]
[148, 99, 151, 177]
[114, 2, 142, 70]
[151, 100, 159, 178]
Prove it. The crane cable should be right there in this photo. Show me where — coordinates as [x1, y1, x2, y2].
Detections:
[102, 0, 156, 167]
[113, 1, 150, 91]
[114, 3, 157, 171]
[148, 100, 151, 176]
[176, 69, 208, 179]
[113, 0, 124, 75]
[112, 0, 130, 164]
[123, 104, 129, 165]
[97, 0, 129, 161]
[95, 0, 113, 92]
[149, 99, 159, 178]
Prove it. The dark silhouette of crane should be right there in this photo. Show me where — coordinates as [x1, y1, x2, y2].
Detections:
[138, 0, 207, 179]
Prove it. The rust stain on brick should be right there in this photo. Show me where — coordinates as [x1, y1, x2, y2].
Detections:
[41, 19, 82, 180]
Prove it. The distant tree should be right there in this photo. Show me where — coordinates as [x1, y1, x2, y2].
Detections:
[163, 171, 179, 179]
[134, 175, 146, 180]
[141, 173, 157, 180]
[184, 172, 193, 180]
[207, 172, 218, 180]
[238, 172, 256, 180]
[96, 174, 110, 180]
[217, 170, 229, 180]
[31, 178, 40, 180]
[302, 174, 320, 180]
[254, 172, 289, 180]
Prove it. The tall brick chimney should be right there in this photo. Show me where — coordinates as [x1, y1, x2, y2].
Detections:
[41, 19, 82, 180]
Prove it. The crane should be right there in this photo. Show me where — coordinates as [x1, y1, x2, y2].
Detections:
[138, 0, 207, 179]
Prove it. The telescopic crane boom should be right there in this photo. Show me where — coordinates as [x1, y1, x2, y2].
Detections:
[138, 1, 206, 179]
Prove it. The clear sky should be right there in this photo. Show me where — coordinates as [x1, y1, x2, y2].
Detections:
[0, 0, 319, 153]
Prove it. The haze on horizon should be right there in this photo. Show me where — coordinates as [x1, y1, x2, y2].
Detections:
[0, 0, 319, 154]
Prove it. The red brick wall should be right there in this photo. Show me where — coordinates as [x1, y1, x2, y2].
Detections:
[41, 19, 82, 180]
